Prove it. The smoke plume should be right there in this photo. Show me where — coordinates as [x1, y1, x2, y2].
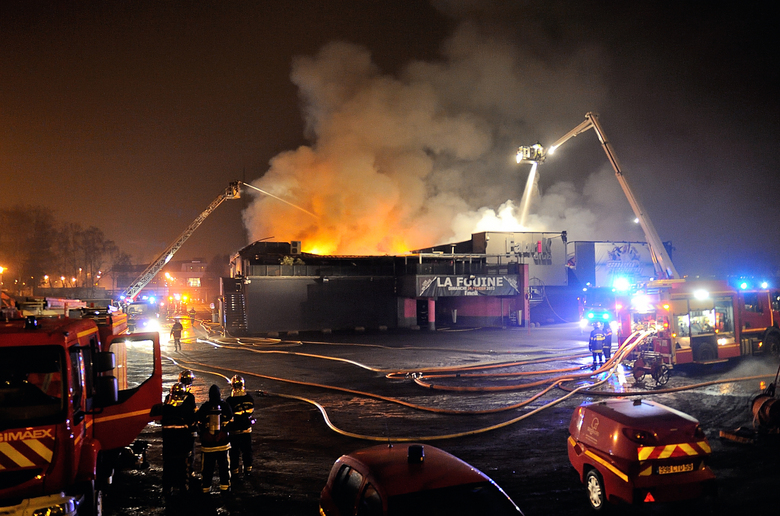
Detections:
[243, 23, 643, 255]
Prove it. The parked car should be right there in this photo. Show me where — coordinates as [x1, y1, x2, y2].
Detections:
[568, 398, 716, 510]
[320, 443, 524, 516]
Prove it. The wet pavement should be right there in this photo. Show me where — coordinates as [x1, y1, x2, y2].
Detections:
[107, 321, 780, 515]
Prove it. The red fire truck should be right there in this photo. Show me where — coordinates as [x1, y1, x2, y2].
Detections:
[618, 279, 780, 366]
[0, 308, 162, 516]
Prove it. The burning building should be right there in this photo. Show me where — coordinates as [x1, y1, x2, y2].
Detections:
[222, 231, 573, 336]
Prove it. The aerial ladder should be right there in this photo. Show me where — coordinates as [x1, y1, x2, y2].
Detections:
[120, 181, 241, 301]
[516, 112, 680, 280]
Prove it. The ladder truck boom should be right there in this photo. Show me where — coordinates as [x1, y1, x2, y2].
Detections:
[517, 113, 679, 280]
[121, 181, 241, 301]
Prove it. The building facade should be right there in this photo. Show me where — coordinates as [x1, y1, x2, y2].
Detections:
[223, 236, 533, 336]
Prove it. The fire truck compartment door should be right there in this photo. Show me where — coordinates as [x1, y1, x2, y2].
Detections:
[689, 298, 714, 311]
[668, 300, 689, 314]
[93, 332, 162, 451]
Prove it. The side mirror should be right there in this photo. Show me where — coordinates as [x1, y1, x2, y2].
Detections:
[94, 351, 116, 373]
[95, 376, 119, 406]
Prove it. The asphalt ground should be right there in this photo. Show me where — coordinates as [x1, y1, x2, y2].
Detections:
[107, 321, 780, 516]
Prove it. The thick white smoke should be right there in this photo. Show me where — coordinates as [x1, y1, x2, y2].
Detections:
[243, 23, 643, 255]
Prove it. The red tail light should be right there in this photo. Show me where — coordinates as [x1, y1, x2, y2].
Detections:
[622, 428, 658, 445]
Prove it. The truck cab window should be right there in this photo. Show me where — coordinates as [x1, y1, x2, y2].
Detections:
[0, 346, 65, 427]
[109, 336, 156, 395]
[69, 347, 86, 422]
[742, 292, 760, 313]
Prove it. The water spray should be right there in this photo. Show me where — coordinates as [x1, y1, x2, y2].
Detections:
[517, 162, 538, 227]
[241, 182, 319, 219]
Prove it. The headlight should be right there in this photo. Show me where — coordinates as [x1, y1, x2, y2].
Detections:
[579, 319, 589, 329]
[141, 319, 160, 332]
[32, 499, 77, 516]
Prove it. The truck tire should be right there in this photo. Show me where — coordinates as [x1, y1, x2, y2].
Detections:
[764, 332, 780, 360]
[77, 480, 103, 516]
[585, 469, 608, 511]
[695, 342, 717, 362]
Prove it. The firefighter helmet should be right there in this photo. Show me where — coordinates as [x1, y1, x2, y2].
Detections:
[170, 382, 186, 399]
[231, 375, 245, 390]
[179, 369, 194, 386]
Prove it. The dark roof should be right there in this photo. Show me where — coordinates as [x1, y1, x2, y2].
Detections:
[343, 444, 488, 498]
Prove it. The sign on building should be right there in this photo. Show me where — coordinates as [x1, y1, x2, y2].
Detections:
[416, 275, 521, 297]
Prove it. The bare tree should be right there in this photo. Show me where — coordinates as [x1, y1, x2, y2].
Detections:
[0, 206, 132, 295]
[0, 206, 57, 292]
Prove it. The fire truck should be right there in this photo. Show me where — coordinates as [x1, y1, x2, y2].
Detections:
[120, 181, 240, 303]
[618, 278, 780, 366]
[577, 286, 627, 334]
[517, 114, 780, 366]
[0, 308, 162, 516]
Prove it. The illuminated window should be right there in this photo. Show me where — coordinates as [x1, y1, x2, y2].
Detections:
[187, 278, 201, 287]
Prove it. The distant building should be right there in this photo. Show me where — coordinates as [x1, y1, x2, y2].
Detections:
[107, 258, 222, 307]
[567, 241, 656, 289]
[417, 231, 569, 288]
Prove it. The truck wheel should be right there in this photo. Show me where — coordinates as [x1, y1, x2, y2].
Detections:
[696, 342, 717, 362]
[585, 469, 607, 511]
[78, 480, 103, 516]
[764, 332, 780, 360]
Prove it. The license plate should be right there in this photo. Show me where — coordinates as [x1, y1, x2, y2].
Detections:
[658, 463, 694, 474]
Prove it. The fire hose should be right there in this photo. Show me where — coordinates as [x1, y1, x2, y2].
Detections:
[161, 327, 777, 441]
[750, 362, 780, 429]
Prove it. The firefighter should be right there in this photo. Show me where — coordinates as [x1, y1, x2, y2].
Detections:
[196, 384, 234, 494]
[178, 370, 198, 479]
[588, 322, 607, 369]
[161, 382, 196, 498]
[602, 323, 613, 362]
[170, 319, 184, 351]
[226, 375, 255, 477]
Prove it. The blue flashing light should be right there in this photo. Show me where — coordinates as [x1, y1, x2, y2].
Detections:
[761, 281, 769, 289]
[149, 296, 156, 304]
[613, 277, 631, 292]
[587, 312, 595, 319]
[739, 282, 748, 290]
[602, 313, 610, 320]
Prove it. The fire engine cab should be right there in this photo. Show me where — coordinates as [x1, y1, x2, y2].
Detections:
[0, 309, 162, 516]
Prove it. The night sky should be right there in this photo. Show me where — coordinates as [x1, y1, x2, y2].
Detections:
[2, 0, 778, 278]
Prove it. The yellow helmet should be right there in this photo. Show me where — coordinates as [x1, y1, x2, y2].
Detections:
[178, 369, 194, 386]
[170, 382, 186, 399]
[231, 375, 245, 390]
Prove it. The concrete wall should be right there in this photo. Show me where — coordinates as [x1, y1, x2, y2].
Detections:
[436, 296, 523, 327]
[243, 276, 396, 333]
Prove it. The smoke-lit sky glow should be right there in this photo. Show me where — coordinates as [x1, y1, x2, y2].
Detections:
[2, 1, 778, 277]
